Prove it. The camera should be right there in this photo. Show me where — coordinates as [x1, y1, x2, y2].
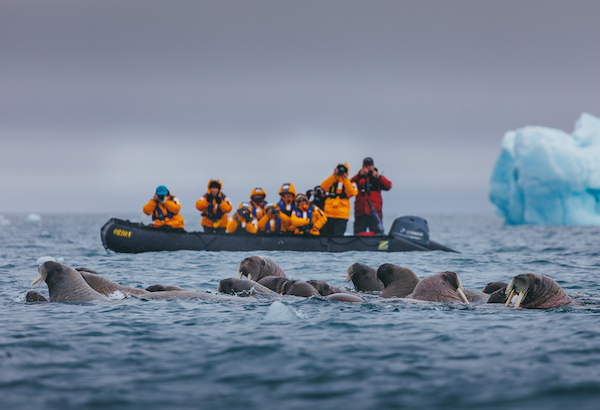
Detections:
[336, 164, 348, 174]
[266, 204, 279, 215]
[157, 195, 165, 202]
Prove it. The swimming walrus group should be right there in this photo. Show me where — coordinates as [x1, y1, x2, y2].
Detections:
[27, 256, 577, 309]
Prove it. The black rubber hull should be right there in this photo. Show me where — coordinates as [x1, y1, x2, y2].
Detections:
[100, 218, 458, 253]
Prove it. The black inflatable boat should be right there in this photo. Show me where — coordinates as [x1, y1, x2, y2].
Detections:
[100, 216, 458, 253]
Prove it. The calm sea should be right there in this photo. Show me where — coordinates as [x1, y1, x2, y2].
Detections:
[1, 213, 600, 410]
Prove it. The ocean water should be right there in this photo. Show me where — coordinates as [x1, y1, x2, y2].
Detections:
[1, 213, 600, 410]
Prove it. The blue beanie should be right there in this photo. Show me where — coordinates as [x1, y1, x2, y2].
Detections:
[155, 185, 169, 196]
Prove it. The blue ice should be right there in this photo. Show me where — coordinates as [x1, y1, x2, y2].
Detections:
[490, 113, 600, 225]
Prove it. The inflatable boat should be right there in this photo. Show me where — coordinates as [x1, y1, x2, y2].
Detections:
[100, 216, 458, 253]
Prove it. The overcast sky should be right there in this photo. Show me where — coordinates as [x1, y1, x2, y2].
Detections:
[2, 0, 599, 220]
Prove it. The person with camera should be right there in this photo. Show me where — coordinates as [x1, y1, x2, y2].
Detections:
[142, 185, 185, 229]
[258, 203, 289, 234]
[195, 179, 233, 233]
[226, 202, 258, 234]
[305, 185, 326, 211]
[320, 162, 357, 236]
[351, 157, 392, 235]
[290, 193, 327, 235]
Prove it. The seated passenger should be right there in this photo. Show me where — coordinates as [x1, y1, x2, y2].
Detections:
[306, 185, 327, 211]
[258, 203, 288, 235]
[290, 193, 327, 235]
[195, 179, 233, 233]
[276, 183, 297, 232]
[226, 202, 258, 234]
[248, 187, 268, 220]
[142, 185, 185, 229]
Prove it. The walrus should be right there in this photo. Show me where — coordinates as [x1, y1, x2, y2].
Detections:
[218, 278, 278, 296]
[407, 271, 469, 303]
[238, 256, 286, 281]
[33, 261, 251, 303]
[481, 281, 508, 304]
[345, 262, 383, 292]
[76, 268, 150, 297]
[257, 276, 288, 292]
[505, 273, 574, 309]
[26, 290, 49, 303]
[257, 276, 320, 297]
[306, 279, 346, 296]
[32, 261, 110, 302]
[376, 263, 420, 298]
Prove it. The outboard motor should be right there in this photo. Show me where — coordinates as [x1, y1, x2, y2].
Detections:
[389, 216, 429, 247]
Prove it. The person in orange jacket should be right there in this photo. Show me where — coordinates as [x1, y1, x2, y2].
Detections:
[226, 202, 258, 234]
[195, 179, 233, 233]
[275, 183, 296, 233]
[142, 185, 185, 229]
[248, 187, 268, 220]
[320, 163, 357, 236]
[290, 193, 327, 235]
[258, 203, 289, 234]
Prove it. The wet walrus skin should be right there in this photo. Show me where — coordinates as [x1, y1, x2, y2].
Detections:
[238, 256, 287, 282]
[376, 263, 420, 298]
[407, 271, 470, 303]
[76, 268, 150, 297]
[258, 277, 320, 297]
[345, 262, 383, 292]
[26, 290, 49, 303]
[306, 279, 346, 296]
[505, 273, 574, 309]
[32, 261, 110, 302]
[482, 281, 509, 304]
[218, 278, 278, 296]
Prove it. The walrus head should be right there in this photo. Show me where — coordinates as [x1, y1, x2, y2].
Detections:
[410, 271, 469, 303]
[238, 256, 263, 281]
[377, 263, 420, 298]
[26, 290, 49, 303]
[345, 262, 383, 292]
[505, 273, 573, 309]
[32, 261, 63, 287]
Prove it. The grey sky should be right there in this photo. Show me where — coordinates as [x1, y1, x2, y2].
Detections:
[2, 0, 599, 220]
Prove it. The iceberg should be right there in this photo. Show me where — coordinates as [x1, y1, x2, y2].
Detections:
[489, 113, 600, 225]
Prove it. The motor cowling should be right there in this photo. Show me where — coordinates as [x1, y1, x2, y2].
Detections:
[389, 216, 429, 247]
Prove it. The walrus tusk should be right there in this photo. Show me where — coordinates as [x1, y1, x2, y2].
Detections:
[344, 273, 351, 282]
[31, 274, 43, 286]
[514, 292, 526, 309]
[457, 288, 469, 304]
[238, 272, 243, 279]
[247, 274, 253, 281]
[505, 289, 515, 307]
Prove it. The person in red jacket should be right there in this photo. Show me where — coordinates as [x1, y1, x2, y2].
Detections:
[351, 157, 392, 235]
